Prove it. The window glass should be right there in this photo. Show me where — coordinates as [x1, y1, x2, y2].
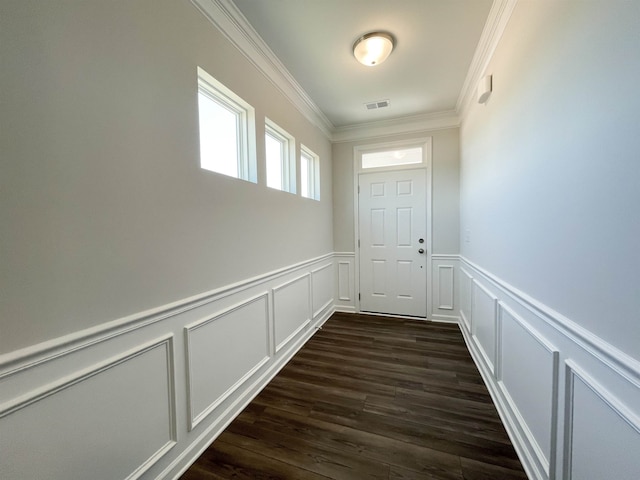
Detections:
[362, 147, 422, 169]
[197, 67, 256, 182]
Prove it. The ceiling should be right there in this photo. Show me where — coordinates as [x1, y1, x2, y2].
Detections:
[231, 0, 493, 129]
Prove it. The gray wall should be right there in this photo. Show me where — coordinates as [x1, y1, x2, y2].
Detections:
[460, 0, 640, 361]
[332, 128, 460, 254]
[0, 0, 333, 354]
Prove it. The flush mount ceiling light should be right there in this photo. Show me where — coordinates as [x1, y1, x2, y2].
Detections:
[353, 32, 394, 67]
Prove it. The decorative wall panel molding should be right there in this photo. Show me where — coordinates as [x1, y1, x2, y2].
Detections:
[0, 337, 177, 480]
[459, 256, 640, 480]
[497, 302, 559, 477]
[334, 253, 356, 312]
[311, 263, 334, 318]
[0, 253, 335, 480]
[563, 361, 640, 480]
[471, 279, 498, 374]
[431, 256, 460, 323]
[184, 294, 270, 430]
[272, 273, 312, 353]
[436, 265, 454, 310]
[460, 267, 473, 331]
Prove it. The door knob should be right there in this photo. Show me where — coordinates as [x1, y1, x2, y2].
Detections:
[418, 248, 425, 254]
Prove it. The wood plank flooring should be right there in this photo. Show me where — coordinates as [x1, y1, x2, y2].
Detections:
[180, 312, 528, 480]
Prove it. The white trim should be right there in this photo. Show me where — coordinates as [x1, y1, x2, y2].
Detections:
[431, 253, 460, 260]
[497, 301, 560, 478]
[183, 293, 270, 430]
[461, 256, 640, 389]
[0, 336, 178, 480]
[311, 262, 334, 319]
[563, 360, 640, 480]
[0, 252, 333, 378]
[162, 305, 334, 480]
[471, 278, 498, 375]
[190, 0, 333, 139]
[431, 313, 460, 323]
[456, 0, 518, 118]
[353, 137, 433, 319]
[272, 273, 312, 353]
[333, 110, 459, 144]
[334, 252, 355, 258]
[189, 1, 518, 143]
[337, 261, 352, 301]
[436, 265, 455, 310]
[459, 323, 542, 480]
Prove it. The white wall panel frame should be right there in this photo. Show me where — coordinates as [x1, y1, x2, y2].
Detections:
[311, 263, 334, 319]
[436, 265, 455, 310]
[0, 253, 334, 380]
[460, 257, 640, 390]
[497, 301, 560, 479]
[184, 293, 270, 430]
[0, 336, 177, 480]
[460, 267, 473, 332]
[334, 253, 356, 313]
[338, 262, 351, 301]
[471, 279, 498, 375]
[272, 273, 312, 353]
[563, 360, 640, 480]
[459, 255, 640, 480]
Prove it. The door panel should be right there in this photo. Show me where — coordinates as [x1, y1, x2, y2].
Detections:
[359, 169, 427, 317]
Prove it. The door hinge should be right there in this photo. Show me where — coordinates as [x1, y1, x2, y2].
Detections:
[359, 293, 361, 301]
[358, 239, 360, 248]
[358, 185, 360, 194]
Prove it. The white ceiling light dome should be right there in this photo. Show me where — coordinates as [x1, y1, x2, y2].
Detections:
[353, 32, 395, 67]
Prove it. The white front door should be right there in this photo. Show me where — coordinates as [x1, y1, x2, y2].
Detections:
[358, 168, 427, 317]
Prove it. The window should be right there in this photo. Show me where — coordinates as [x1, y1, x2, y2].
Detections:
[197, 66, 256, 182]
[265, 119, 295, 193]
[361, 146, 422, 169]
[300, 145, 320, 200]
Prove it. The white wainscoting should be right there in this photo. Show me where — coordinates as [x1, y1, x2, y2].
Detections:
[311, 262, 334, 319]
[459, 256, 640, 480]
[431, 254, 460, 322]
[0, 336, 177, 480]
[184, 293, 270, 430]
[273, 274, 312, 353]
[334, 252, 356, 312]
[0, 253, 336, 480]
[563, 361, 640, 480]
[471, 279, 498, 375]
[460, 266, 473, 331]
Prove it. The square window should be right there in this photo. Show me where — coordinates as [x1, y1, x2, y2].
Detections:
[197, 67, 256, 182]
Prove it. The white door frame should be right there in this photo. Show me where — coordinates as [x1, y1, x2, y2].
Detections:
[353, 137, 433, 319]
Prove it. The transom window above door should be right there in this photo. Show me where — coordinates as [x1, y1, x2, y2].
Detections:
[361, 147, 423, 169]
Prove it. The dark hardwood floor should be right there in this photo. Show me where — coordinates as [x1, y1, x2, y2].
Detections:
[180, 312, 528, 479]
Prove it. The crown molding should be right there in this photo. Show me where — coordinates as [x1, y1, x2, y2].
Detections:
[456, 0, 518, 120]
[332, 110, 460, 144]
[191, 0, 515, 144]
[190, 0, 334, 139]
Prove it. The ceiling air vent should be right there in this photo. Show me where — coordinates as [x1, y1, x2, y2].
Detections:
[365, 99, 390, 110]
